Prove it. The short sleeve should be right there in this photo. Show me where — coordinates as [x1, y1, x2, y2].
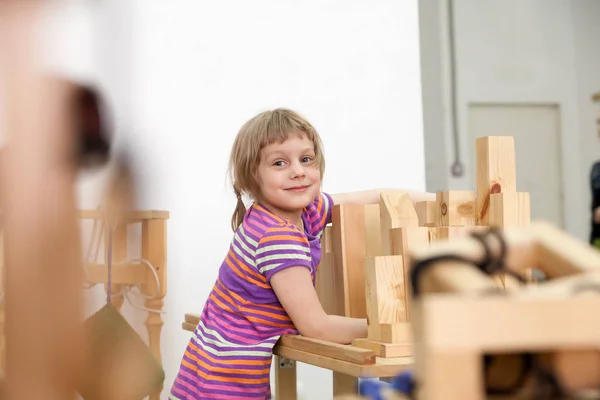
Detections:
[304, 192, 334, 236]
[255, 226, 312, 282]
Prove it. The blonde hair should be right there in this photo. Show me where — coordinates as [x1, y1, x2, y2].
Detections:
[228, 108, 325, 231]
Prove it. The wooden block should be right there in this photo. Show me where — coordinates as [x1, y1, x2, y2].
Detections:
[428, 227, 438, 242]
[380, 191, 419, 256]
[278, 335, 376, 365]
[389, 227, 430, 320]
[315, 250, 337, 315]
[436, 226, 488, 241]
[475, 136, 517, 226]
[367, 322, 411, 344]
[364, 256, 406, 324]
[389, 227, 430, 258]
[352, 338, 412, 358]
[489, 192, 530, 228]
[436, 191, 475, 227]
[364, 204, 382, 257]
[332, 205, 367, 318]
[416, 201, 436, 227]
[322, 225, 333, 253]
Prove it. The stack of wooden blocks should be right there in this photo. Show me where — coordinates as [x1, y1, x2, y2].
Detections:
[316, 135, 531, 359]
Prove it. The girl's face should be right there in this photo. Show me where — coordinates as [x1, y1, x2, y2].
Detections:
[255, 133, 321, 224]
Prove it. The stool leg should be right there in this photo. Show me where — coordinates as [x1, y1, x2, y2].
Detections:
[274, 356, 297, 400]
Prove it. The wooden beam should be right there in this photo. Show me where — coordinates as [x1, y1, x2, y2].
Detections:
[379, 191, 419, 256]
[331, 205, 368, 318]
[436, 191, 475, 227]
[475, 137, 517, 225]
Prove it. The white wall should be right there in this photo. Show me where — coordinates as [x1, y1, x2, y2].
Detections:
[421, 0, 600, 241]
[42, 1, 426, 399]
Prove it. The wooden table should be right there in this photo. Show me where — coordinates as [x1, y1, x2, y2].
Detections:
[182, 314, 413, 399]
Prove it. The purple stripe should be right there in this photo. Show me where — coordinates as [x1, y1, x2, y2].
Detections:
[235, 231, 257, 252]
[258, 247, 309, 259]
[242, 309, 293, 326]
[178, 361, 271, 381]
[201, 312, 265, 344]
[185, 342, 274, 362]
[194, 334, 277, 355]
[231, 238, 255, 261]
[247, 209, 279, 227]
[251, 206, 280, 224]
[174, 381, 268, 399]
[212, 282, 289, 318]
[181, 353, 271, 371]
[174, 374, 269, 392]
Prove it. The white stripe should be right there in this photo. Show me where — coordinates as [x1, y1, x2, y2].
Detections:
[257, 252, 312, 267]
[196, 319, 273, 349]
[238, 225, 258, 248]
[232, 241, 257, 269]
[256, 243, 310, 256]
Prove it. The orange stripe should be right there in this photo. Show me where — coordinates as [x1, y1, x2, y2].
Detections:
[209, 293, 238, 315]
[210, 292, 291, 329]
[187, 342, 271, 366]
[213, 285, 289, 322]
[260, 234, 307, 243]
[227, 249, 268, 284]
[254, 204, 285, 224]
[181, 358, 270, 384]
[315, 194, 324, 217]
[224, 253, 270, 289]
[218, 280, 283, 312]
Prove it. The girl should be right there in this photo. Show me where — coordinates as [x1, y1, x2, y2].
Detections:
[169, 108, 434, 400]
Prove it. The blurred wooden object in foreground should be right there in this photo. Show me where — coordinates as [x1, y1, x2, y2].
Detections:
[0, 1, 83, 399]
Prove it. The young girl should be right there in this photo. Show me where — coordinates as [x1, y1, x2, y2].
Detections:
[169, 108, 434, 400]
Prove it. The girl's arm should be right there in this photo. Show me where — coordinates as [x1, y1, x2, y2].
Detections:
[270, 266, 367, 344]
[330, 188, 435, 207]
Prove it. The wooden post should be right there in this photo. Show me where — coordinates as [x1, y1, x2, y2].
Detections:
[0, 1, 84, 398]
[141, 217, 168, 400]
[475, 137, 517, 226]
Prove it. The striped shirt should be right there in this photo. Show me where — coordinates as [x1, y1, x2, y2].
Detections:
[169, 192, 333, 400]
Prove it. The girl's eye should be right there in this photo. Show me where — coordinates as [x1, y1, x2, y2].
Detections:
[273, 161, 285, 167]
[301, 157, 313, 163]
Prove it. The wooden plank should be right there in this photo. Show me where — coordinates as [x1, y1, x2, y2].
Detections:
[436, 191, 475, 227]
[352, 339, 412, 358]
[379, 191, 419, 256]
[333, 372, 358, 397]
[475, 136, 517, 225]
[489, 192, 530, 228]
[367, 323, 412, 344]
[364, 256, 406, 327]
[78, 209, 170, 220]
[182, 322, 196, 331]
[185, 313, 200, 324]
[278, 335, 376, 365]
[417, 294, 600, 351]
[364, 204, 382, 257]
[273, 345, 413, 378]
[332, 205, 367, 318]
[316, 226, 338, 315]
[415, 201, 436, 227]
[274, 356, 297, 400]
[389, 227, 429, 319]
